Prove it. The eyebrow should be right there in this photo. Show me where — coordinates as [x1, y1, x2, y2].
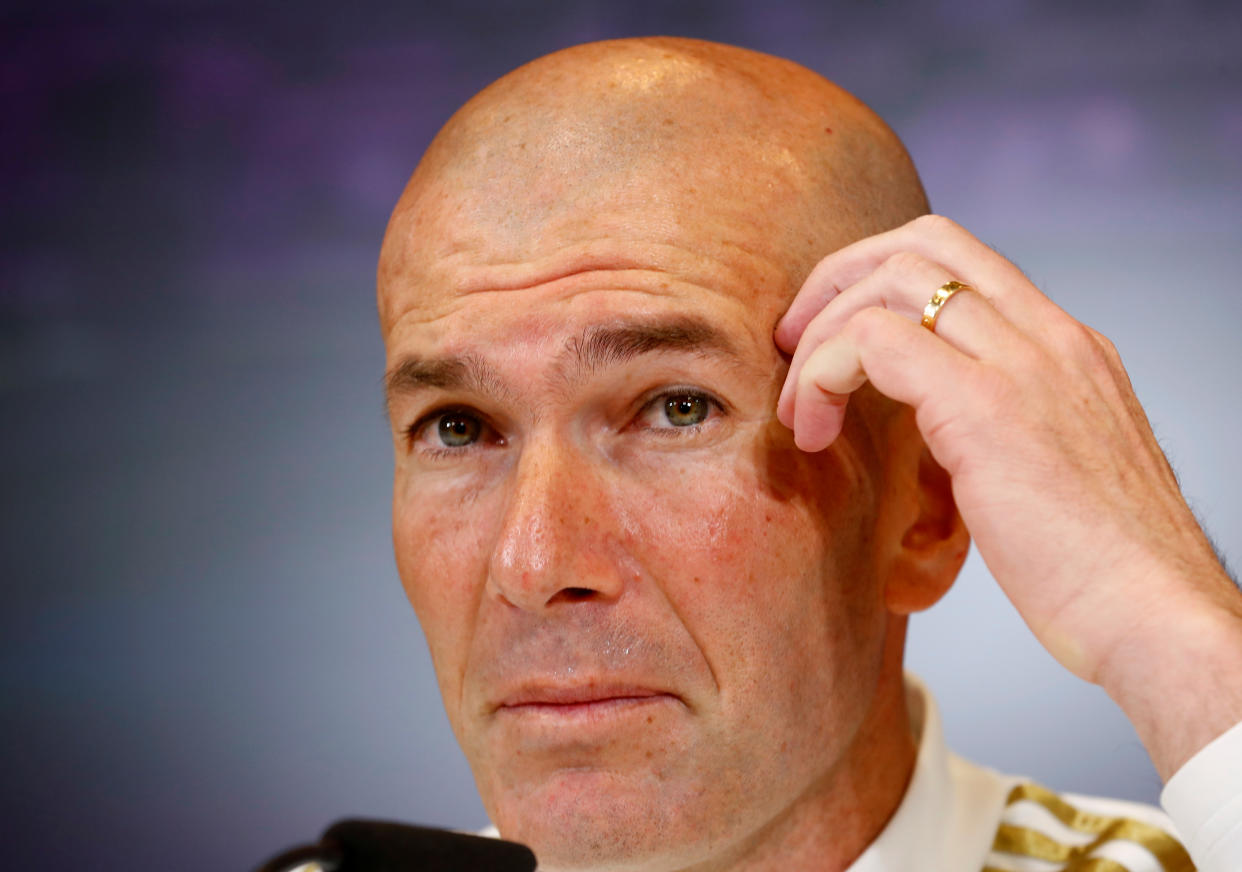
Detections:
[565, 315, 740, 375]
[384, 352, 509, 406]
[384, 314, 741, 408]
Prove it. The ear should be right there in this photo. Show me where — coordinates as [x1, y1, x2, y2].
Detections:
[875, 420, 970, 616]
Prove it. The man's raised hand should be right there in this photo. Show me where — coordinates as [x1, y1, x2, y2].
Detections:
[775, 214, 1242, 778]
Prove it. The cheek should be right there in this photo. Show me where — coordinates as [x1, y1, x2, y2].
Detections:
[615, 434, 884, 732]
[617, 439, 872, 659]
[392, 477, 493, 694]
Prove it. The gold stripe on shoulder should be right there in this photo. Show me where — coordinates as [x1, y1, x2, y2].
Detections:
[994, 821, 1075, 862]
[1007, 783, 1116, 834]
[987, 782, 1195, 872]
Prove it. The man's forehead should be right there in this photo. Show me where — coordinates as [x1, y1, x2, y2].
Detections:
[377, 190, 804, 352]
[378, 152, 813, 335]
[385, 308, 752, 394]
[384, 276, 777, 366]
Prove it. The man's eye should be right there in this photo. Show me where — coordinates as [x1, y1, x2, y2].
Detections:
[637, 389, 721, 433]
[437, 411, 482, 447]
[405, 408, 497, 454]
[663, 394, 710, 427]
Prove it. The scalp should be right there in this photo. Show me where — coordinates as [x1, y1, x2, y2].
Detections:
[378, 38, 930, 331]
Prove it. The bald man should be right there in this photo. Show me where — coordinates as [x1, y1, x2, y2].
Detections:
[375, 38, 1242, 872]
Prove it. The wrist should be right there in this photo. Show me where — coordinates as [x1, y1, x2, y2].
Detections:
[1098, 589, 1242, 780]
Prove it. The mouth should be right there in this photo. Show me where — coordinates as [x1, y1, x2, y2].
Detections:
[495, 684, 681, 719]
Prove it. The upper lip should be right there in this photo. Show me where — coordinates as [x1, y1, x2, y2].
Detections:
[495, 681, 675, 710]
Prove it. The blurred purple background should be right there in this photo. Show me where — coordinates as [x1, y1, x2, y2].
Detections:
[3, 2, 1240, 869]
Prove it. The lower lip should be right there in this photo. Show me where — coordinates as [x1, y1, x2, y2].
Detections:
[498, 694, 677, 724]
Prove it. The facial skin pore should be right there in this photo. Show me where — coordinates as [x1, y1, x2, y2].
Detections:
[378, 38, 965, 872]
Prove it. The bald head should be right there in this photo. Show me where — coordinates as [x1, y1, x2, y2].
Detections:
[379, 37, 928, 330]
[379, 40, 951, 871]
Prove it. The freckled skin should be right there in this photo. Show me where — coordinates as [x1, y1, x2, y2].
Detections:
[380, 38, 961, 872]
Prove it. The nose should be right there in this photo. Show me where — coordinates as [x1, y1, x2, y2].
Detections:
[487, 439, 626, 612]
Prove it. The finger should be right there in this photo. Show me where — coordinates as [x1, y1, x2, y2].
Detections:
[790, 331, 864, 453]
[775, 214, 1062, 351]
[777, 252, 1024, 425]
[790, 307, 977, 455]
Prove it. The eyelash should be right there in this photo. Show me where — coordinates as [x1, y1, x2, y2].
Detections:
[404, 406, 502, 459]
[635, 387, 724, 437]
[403, 387, 726, 458]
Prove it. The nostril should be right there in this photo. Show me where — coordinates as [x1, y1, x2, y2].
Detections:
[561, 587, 595, 601]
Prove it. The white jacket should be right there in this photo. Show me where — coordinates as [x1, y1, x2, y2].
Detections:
[847, 675, 1241, 872]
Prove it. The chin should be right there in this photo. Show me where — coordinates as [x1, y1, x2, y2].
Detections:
[491, 768, 733, 872]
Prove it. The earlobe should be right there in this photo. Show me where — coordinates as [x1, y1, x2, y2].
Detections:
[882, 439, 970, 616]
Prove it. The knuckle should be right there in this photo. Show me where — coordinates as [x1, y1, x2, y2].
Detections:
[873, 253, 937, 309]
[1088, 327, 1123, 366]
[910, 213, 961, 238]
[1067, 322, 1118, 373]
[845, 306, 892, 342]
[880, 249, 928, 279]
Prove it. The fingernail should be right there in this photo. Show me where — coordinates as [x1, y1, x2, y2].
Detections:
[773, 319, 794, 351]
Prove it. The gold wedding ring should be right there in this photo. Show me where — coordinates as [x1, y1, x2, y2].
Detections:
[921, 280, 973, 333]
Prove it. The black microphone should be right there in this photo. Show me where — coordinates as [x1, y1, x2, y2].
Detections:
[254, 819, 538, 872]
